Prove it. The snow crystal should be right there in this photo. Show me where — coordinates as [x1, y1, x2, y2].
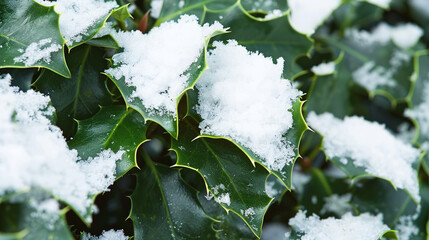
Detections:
[289, 210, 390, 240]
[0, 74, 124, 221]
[365, 0, 391, 8]
[352, 61, 396, 91]
[196, 40, 301, 176]
[320, 194, 353, 216]
[13, 38, 61, 66]
[37, 0, 118, 46]
[307, 112, 421, 202]
[105, 15, 224, 118]
[311, 62, 336, 75]
[391, 23, 423, 49]
[288, 0, 342, 35]
[82, 229, 129, 240]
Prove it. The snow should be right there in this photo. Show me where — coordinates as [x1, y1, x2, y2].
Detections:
[311, 62, 336, 75]
[13, 38, 61, 66]
[288, 0, 342, 35]
[150, 0, 163, 18]
[320, 193, 353, 216]
[264, 9, 283, 20]
[0, 74, 124, 222]
[307, 112, 421, 202]
[410, 0, 429, 17]
[352, 61, 396, 91]
[391, 23, 424, 49]
[105, 15, 224, 118]
[289, 211, 390, 240]
[365, 0, 391, 8]
[346, 22, 422, 49]
[36, 0, 119, 46]
[82, 229, 129, 240]
[212, 184, 231, 206]
[196, 40, 301, 177]
[396, 215, 419, 240]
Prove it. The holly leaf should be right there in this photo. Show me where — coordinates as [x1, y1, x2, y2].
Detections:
[152, 0, 236, 26]
[65, 4, 131, 49]
[171, 117, 272, 238]
[130, 162, 217, 240]
[33, 44, 113, 138]
[187, 90, 308, 189]
[351, 179, 429, 239]
[68, 105, 147, 178]
[305, 58, 352, 118]
[320, 30, 419, 103]
[202, 4, 312, 79]
[240, 0, 288, 17]
[0, 195, 73, 240]
[0, 0, 69, 77]
[105, 28, 227, 138]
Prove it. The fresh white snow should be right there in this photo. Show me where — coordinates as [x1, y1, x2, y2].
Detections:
[196, 40, 301, 177]
[346, 22, 423, 49]
[307, 112, 421, 202]
[36, 0, 119, 46]
[0, 74, 124, 222]
[289, 210, 390, 240]
[311, 62, 336, 75]
[320, 193, 353, 216]
[13, 38, 61, 66]
[82, 229, 129, 240]
[288, 0, 342, 35]
[105, 15, 224, 118]
[150, 0, 163, 18]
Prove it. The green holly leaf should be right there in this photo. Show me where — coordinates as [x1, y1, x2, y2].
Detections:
[68, 105, 147, 178]
[196, 191, 257, 240]
[305, 57, 352, 118]
[152, 0, 236, 26]
[240, 0, 288, 16]
[171, 117, 272, 238]
[320, 28, 419, 103]
[87, 35, 119, 49]
[0, 0, 69, 77]
[65, 4, 131, 49]
[130, 161, 217, 240]
[187, 90, 308, 189]
[202, 4, 312, 79]
[0, 195, 73, 240]
[105, 28, 227, 138]
[33, 44, 113, 138]
[351, 179, 429, 239]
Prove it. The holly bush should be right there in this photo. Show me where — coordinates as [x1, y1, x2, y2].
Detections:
[1, 0, 429, 239]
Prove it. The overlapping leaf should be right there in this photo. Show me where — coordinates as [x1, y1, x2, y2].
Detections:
[0, 0, 69, 77]
[130, 162, 217, 240]
[171, 117, 272, 238]
[202, 3, 312, 79]
[33, 44, 113, 138]
[68, 105, 147, 178]
[105, 28, 226, 138]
